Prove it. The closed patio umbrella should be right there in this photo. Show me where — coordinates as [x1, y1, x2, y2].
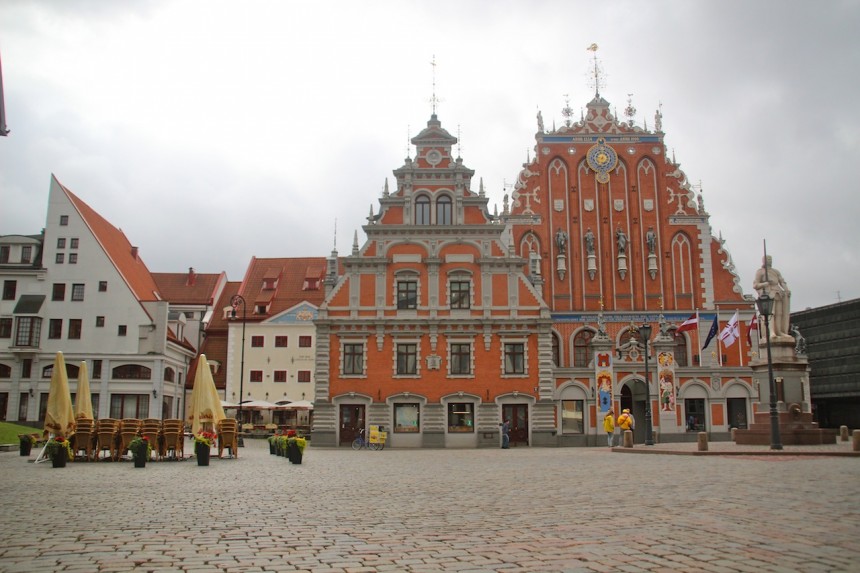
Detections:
[74, 361, 94, 420]
[44, 351, 76, 438]
[187, 354, 226, 435]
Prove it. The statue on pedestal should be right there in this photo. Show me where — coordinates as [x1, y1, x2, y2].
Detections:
[753, 255, 791, 339]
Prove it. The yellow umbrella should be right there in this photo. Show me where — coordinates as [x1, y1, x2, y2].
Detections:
[74, 361, 94, 420]
[44, 352, 76, 437]
[187, 354, 226, 435]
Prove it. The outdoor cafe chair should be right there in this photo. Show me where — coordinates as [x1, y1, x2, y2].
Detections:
[72, 418, 96, 461]
[117, 418, 142, 460]
[140, 420, 161, 461]
[94, 418, 119, 461]
[217, 418, 239, 459]
[161, 419, 184, 460]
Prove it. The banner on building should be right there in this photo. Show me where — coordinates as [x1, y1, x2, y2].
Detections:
[595, 351, 614, 413]
[657, 351, 676, 413]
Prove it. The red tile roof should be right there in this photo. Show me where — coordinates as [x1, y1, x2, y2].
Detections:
[56, 176, 162, 303]
[236, 257, 328, 319]
[152, 270, 226, 305]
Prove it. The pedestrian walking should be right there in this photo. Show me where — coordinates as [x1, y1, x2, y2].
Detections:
[617, 409, 635, 432]
[603, 410, 616, 447]
[500, 420, 510, 449]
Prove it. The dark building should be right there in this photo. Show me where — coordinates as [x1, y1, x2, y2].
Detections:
[791, 299, 860, 429]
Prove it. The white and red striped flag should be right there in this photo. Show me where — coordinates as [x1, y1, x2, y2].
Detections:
[676, 313, 698, 335]
[746, 314, 759, 345]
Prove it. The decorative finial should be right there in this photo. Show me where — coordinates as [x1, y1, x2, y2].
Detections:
[561, 94, 573, 127]
[406, 126, 411, 160]
[624, 93, 636, 126]
[586, 43, 602, 97]
[457, 124, 462, 159]
[352, 230, 359, 255]
[479, 177, 485, 197]
[333, 218, 337, 251]
[383, 178, 390, 197]
[430, 55, 439, 116]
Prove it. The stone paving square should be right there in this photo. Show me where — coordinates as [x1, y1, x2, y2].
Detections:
[1, 439, 858, 572]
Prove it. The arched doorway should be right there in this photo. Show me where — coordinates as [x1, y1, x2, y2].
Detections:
[620, 379, 647, 444]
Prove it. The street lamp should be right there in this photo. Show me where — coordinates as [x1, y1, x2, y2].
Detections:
[639, 323, 654, 446]
[755, 293, 783, 450]
[230, 294, 246, 434]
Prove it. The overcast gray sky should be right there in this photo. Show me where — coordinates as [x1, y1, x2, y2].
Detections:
[1, 0, 858, 312]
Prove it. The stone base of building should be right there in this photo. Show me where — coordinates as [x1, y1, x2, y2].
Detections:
[309, 430, 337, 447]
[531, 430, 559, 447]
[422, 431, 445, 448]
[734, 410, 837, 445]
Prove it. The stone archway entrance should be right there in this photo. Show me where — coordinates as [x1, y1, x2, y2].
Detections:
[620, 380, 647, 444]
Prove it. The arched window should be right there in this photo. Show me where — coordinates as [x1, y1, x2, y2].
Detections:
[552, 334, 560, 367]
[41, 363, 80, 379]
[672, 331, 689, 367]
[112, 364, 152, 380]
[573, 329, 595, 367]
[618, 327, 641, 348]
[164, 367, 175, 382]
[415, 196, 431, 225]
[436, 196, 452, 225]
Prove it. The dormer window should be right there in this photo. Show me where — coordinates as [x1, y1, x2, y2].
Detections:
[262, 268, 280, 290]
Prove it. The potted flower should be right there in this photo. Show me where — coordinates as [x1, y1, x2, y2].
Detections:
[287, 434, 306, 465]
[128, 435, 151, 468]
[194, 430, 217, 466]
[18, 433, 37, 457]
[267, 434, 277, 455]
[45, 436, 73, 468]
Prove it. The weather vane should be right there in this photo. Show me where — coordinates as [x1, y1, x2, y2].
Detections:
[430, 55, 441, 115]
[586, 43, 604, 97]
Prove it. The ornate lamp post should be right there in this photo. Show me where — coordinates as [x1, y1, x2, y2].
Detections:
[639, 323, 654, 446]
[755, 293, 783, 450]
[230, 294, 246, 432]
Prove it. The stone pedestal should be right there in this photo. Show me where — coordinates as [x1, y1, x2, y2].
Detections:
[735, 338, 836, 445]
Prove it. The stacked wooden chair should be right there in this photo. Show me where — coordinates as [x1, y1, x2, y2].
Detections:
[161, 419, 185, 460]
[94, 418, 119, 461]
[73, 418, 96, 461]
[217, 418, 239, 459]
[140, 419, 161, 461]
[117, 418, 142, 460]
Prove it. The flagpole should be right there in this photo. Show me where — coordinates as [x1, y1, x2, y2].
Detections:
[695, 310, 700, 363]
[738, 312, 744, 365]
[716, 307, 722, 367]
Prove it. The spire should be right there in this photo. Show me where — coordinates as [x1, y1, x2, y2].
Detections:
[430, 55, 440, 117]
[352, 230, 359, 255]
[479, 177, 485, 197]
[383, 178, 390, 197]
[587, 43, 602, 97]
[0, 50, 9, 136]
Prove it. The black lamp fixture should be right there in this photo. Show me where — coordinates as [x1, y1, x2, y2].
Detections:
[230, 294, 247, 432]
[638, 323, 654, 446]
[152, 389, 157, 399]
[755, 292, 783, 450]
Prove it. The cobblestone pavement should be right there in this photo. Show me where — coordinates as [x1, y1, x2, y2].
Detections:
[2, 440, 859, 573]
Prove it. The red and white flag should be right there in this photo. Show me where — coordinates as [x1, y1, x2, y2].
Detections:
[676, 313, 698, 335]
[719, 311, 740, 348]
[746, 314, 758, 345]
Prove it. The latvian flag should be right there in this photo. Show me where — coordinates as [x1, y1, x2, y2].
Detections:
[676, 314, 698, 336]
[746, 314, 759, 345]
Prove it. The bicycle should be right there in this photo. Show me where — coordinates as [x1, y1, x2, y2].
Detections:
[352, 429, 380, 451]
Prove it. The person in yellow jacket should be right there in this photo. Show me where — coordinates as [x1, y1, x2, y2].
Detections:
[617, 408, 635, 433]
[603, 410, 616, 447]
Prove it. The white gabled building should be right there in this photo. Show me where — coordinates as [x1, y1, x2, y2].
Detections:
[0, 176, 200, 423]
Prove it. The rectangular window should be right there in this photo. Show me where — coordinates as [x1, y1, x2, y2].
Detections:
[21, 245, 32, 263]
[561, 400, 585, 434]
[394, 403, 420, 433]
[57, 238, 66, 249]
[396, 343, 417, 375]
[297, 370, 311, 383]
[96, 316, 105, 327]
[447, 402, 474, 433]
[55, 253, 64, 264]
[343, 343, 364, 375]
[450, 343, 472, 375]
[109, 394, 150, 419]
[0, 246, 9, 263]
[273, 370, 287, 383]
[92, 360, 102, 379]
[18, 393, 28, 421]
[71, 284, 85, 301]
[275, 336, 288, 347]
[52, 283, 65, 301]
[251, 336, 264, 348]
[504, 343, 525, 374]
[118, 325, 127, 336]
[299, 335, 312, 348]
[69, 253, 78, 264]
[2, 280, 16, 301]
[70, 238, 79, 249]
[48, 319, 63, 339]
[98, 281, 107, 292]
[60, 215, 69, 226]
[450, 280, 470, 309]
[68, 319, 82, 339]
[249, 370, 263, 382]
[21, 358, 32, 379]
[397, 280, 418, 309]
[15, 317, 41, 346]
[0, 317, 12, 338]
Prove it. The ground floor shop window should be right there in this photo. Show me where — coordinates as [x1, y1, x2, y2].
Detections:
[727, 397, 748, 429]
[685, 398, 706, 431]
[447, 402, 474, 432]
[394, 403, 420, 432]
[561, 400, 584, 434]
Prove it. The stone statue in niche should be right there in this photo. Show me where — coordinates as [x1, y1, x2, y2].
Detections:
[615, 227, 628, 255]
[555, 228, 568, 254]
[584, 228, 595, 255]
[646, 227, 657, 255]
